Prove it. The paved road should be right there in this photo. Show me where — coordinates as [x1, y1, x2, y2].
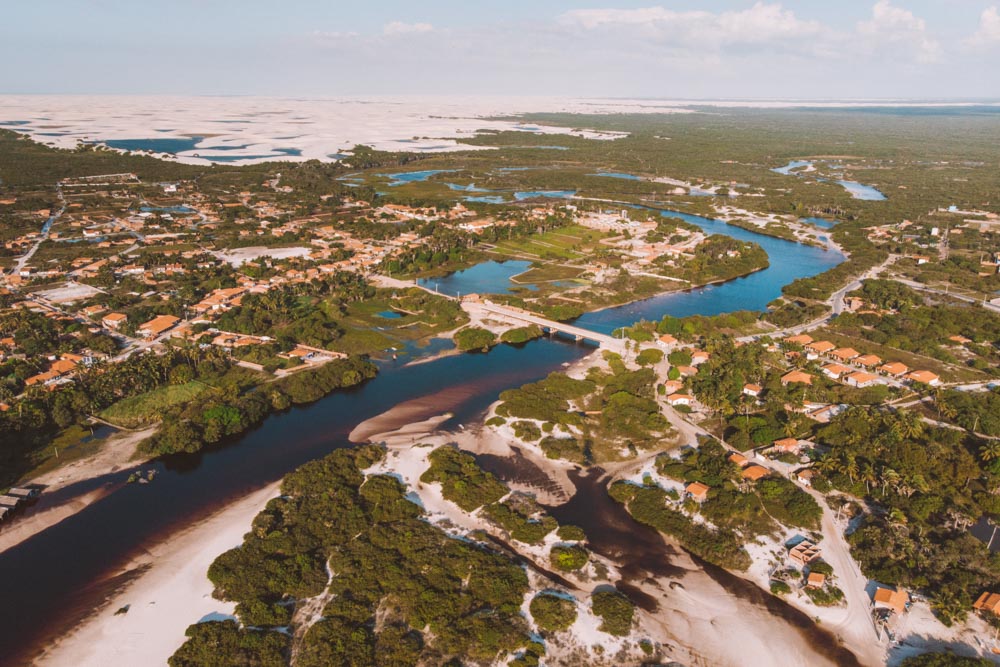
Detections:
[892, 278, 1000, 314]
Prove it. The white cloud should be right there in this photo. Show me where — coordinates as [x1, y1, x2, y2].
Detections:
[857, 0, 942, 63]
[559, 3, 825, 49]
[968, 6, 1000, 47]
[383, 21, 434, 36]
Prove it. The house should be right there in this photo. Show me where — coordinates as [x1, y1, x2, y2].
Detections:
[728, 452, 749, 467]
[796, 468, 817, 486]
[773, 437, 800, 453]
[845, 371, 878, 388]
[690, 350, 710, 366]
[657, 334, 678, 348]
[743, 383, 762, 398]
[973, 592, 1000, 614]
[781, 370, 813, 386]
[830, 347, 860, 362]
[879, 362, 909, 377]
[806, 341, 836, 355]
[662, 380, 684, 394]
[806, 572, 827, 589]
[822, 363, 852, 379]
[675, 365, 698, 377]
[685, 482, 710, 503]
[741, 465, 770, 481]
[667, 393, 693, 407]
[906, 370, 940, 386]
[789, 540, 821, 565]
[49, 358, 77, 375]
[137, 315, 180, 338]
[873, 586, 909, 615]
[102, 312, 128, 330]
[784, 334, 813, 346]
[855, 354, 882, 368]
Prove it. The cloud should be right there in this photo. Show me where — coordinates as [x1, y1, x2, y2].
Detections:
[383, 21, 434, 36]
[559, 3, 825, 50]
[968, 6, 1000, 47]
[857, 0, 941, 63]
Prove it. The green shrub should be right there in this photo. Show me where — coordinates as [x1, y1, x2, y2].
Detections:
[420, 447, 508, 511]
[454, 327, 497, 352]
[591, 590, 634, 636]
[529, 593, 577, 633]
[550, 545, 589, 571]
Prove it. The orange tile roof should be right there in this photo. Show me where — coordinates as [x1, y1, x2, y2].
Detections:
[873, 587, 909, 614]
[741, 465, 770, 481]
[974, 592, 1000, 614]
[781, 370, 813, 385]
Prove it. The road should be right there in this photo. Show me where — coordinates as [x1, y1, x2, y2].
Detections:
[738, 254, 900, 343]
[891, 277, 1000, 314]
[10, 185, 65, 276]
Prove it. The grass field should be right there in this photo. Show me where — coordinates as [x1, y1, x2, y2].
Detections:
[99, 381, 209, 428]
[511, 264, 586, 284]
[491, 225, 607, 261]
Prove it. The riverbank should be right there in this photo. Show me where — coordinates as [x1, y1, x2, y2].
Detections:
[347, 362, 866, 666]
[35, 481, 281, 667]
[0, 427, 155, 555]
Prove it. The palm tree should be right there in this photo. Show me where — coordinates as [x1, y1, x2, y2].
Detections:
[980, 441, 1000, 463]
[860, 462, 877, 495]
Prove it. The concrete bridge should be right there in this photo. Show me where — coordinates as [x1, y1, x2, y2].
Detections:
[473, 301, 623, 350]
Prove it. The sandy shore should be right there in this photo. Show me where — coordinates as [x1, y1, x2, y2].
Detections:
[0, 427, 155, 555]
[36, 482, 281, 667]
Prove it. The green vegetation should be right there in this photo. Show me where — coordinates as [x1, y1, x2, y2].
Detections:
[484, 495, 557, 544]
[529, 593, 577, 633]
[500, 325, 544, 345]
[420, 446, 508, 512]
[549, 545, 589, 572]
[590, 590, 635, 637]
[816, 407, 1000, 625]
[99, 381, 208, 429]
[140, 356, 376, 456]
[900, 654, 994, 667]
[609, 480, 751, 571]
[453, 326, 498, 352]
[495, 356, 672, 463]
[173, 445, 536, 666]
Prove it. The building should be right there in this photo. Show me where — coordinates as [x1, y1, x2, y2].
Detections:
[685, 482, 710, 503]
[845, 371, 878, 388]
[973, 592, 1000, 615]
[830, 347, 860, 361]
[137, 315, 180, 338]
[906, 370, 940, 386]
[855, 354, 882, 368]
[741, 465, 770, 482]
[879, 362, 909, 377]
[728, 452, 749, 467]
[796, 469, 817, 486]
[773, 438, 800, 453]
[806, 340, 836, 355]
[102, 312, 128, 330]
[657, 334, 678, 348]
[789, 540, 821, 565]
[743, 383, 762, 398]
[822, 363, 852, 379]
[784, 334, 813, 346]
[873, 586, 909, 615]
[690, 350, 710, 366]
[781, 370, 813, 386]
[667, 393, 693, 407]
[806, 572, 826, 589]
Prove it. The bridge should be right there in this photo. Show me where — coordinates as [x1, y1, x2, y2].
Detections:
[471, 301, 623, 350]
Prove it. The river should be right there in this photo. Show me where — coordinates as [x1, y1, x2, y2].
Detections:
[0, 210, 845, 664]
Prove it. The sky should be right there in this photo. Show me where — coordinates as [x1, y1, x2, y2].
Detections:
[2, 0, 999, 99]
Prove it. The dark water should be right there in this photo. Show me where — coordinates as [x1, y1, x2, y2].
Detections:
[0, 339, 588, 665]
[543, 469, 863, 667]
[0, 204, 848, 663]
